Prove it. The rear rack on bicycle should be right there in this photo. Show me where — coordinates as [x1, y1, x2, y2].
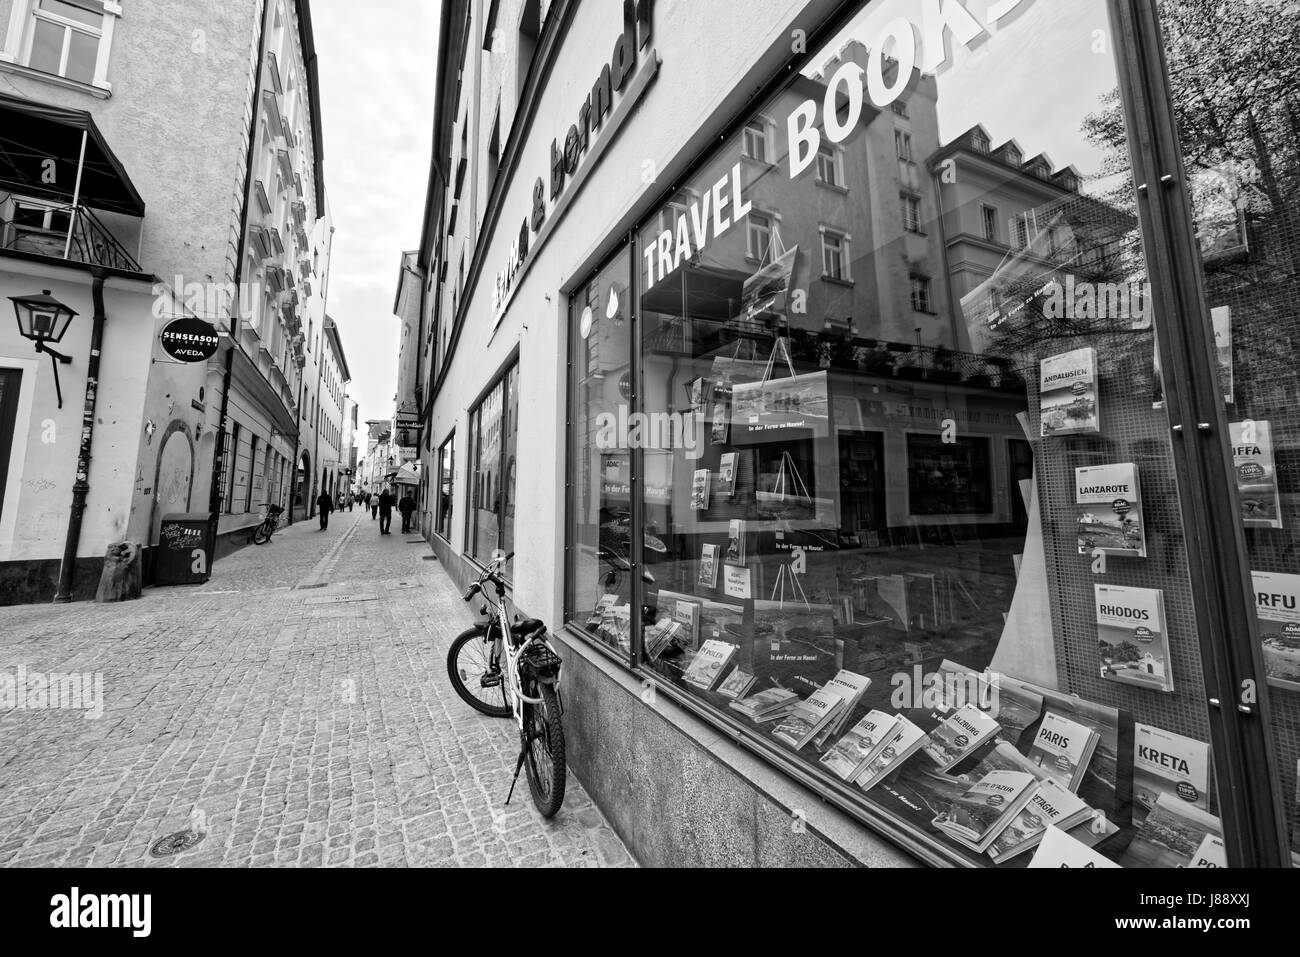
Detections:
[521, 646, 562, 680]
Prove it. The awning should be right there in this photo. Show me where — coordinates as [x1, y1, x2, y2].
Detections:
[641, 262, 748, 321]
[0, 93, 146, 217]
[393, 464, 420, 485]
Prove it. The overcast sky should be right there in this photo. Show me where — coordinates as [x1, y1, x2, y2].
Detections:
[312, 1, 438, 439]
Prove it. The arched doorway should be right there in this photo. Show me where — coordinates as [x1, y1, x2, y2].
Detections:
[150, 422, 194, 545]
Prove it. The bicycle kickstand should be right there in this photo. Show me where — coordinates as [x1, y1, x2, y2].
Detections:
[504, 741, 528, 806]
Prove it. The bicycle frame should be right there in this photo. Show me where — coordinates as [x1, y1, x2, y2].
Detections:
[472, 557, 561, 727]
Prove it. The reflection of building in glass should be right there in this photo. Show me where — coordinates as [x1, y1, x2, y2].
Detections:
[931, 126, 1141, 354]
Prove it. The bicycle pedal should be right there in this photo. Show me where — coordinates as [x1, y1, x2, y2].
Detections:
[479, 672, 502, 688]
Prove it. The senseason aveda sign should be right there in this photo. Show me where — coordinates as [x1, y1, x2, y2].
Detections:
[644, 0, 1035, 288]
[492, 0, 657, 323]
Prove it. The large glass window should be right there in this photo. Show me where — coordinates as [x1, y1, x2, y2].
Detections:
[436, 433, 455, 539]
[561, 0, 1286, 868]
[469, 364, 518, 579]
[566, 245, 635, 654]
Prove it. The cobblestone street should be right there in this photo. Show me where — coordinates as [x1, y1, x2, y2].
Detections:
[0, 508, 635, 868]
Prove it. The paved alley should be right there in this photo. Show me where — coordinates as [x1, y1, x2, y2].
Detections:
[0, 508, 634, 868]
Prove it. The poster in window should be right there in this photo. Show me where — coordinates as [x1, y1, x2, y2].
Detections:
[752, 599, 838, 694]
[731, 371, 830, 444]
[740, 245, 798, 322]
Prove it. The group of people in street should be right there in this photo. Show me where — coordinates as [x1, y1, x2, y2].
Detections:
[314, 485, 418, 535]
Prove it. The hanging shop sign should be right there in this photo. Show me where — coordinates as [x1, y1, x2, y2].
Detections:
[493, 0, 658, 324]
[159, 316, 220, 363]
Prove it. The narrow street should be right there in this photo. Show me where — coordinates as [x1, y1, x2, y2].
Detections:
[0, 509, 634, 868]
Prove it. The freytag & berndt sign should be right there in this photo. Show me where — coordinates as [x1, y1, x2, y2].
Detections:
[159, 316, 220, 363]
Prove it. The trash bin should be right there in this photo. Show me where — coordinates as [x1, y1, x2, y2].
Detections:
[155, 513, 213, 585]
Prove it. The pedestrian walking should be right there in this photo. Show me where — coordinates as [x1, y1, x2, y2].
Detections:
[371, 491, 379, 520]
[317, 490, 334, 530]
[346, 492, 355, 512]
[398, 490, 416, 533]
[378, 486, 395, 535]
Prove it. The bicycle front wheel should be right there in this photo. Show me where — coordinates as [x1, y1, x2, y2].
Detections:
[523, 681, 566, 818]
[446, 627, 511, 718]
[252, 520, 275, 545]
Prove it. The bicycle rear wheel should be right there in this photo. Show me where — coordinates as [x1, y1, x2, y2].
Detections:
[252, 520, 275, 545]
[446, 627, 511, 718]
[522, 681, 566, 818]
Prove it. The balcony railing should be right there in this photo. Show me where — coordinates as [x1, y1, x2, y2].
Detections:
[0, 198, 143, 273]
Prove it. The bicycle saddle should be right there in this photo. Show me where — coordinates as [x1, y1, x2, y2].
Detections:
[511, 618, 545, 636]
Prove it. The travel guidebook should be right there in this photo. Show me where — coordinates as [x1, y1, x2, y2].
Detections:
[1028, 825, 1120, 868]
[932, 770, 1039, 853]
[1252, 570, 1300, 690]
[729, 687, 800, 723]
[1039, 347, 1099, 436]
[819, 710, 899, 783]
[1025, 711, 1100, 793]
[681, 639, 738, 692]
[1118, 793, 1223, 869]
[1133, 722, 1211, 814]
[697, 544, 720, 588]
[986, 780, 1094, 864]
[1075, 462, 1146, 558]
[1230, 420, 1283, 528]
[718, 452, 739, 498]
[1096, 583, 1174, 692]
[716, 667, 756, 700]
[921, 704, 1001, 771]
[690, 468, 711, 510]
[813, 669, 872, 744]
[857, 716, 928, 791]
[770, 686, 846, 750]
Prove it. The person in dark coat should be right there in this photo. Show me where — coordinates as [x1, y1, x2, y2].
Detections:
[317, 490, 334, 530]
[378, 486, 395, 535]
[398, 491, 417, 533]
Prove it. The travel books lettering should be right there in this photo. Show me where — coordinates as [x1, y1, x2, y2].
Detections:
[1075, 463, 1146, 558]
[718, 453, 739, 498]
[820, 710, 899, 782]
[1028, 825, 1120, 868]
[932, 770, 1039, 853]
[987, 780, 1093, 863]
[690, 469, 711, 510]
[921, 703, 1001, 771]
[729, 687, 799, 722]
[669, 595, 702, 650]
[682, 639, 738, 691]
[1230, 420, 1282, 528]
[1253, 570, 1300, 690]
[716, 667, 756, 700]
[1040, 347, 1099, 436]
[698, 544, 720, 588]
[770, 686, 847, 750]
[725, 519, 747, 565]
[1189, 834, 1227, 868]
[1026, 711, 1100, 793]
[1133, 723, 1211, 814]
[1096, 584, 1174, 692]
[857, 716, 927, 791]
[1118, 793, 1222, 869]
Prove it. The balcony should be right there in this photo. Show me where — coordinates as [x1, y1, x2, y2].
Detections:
[1, 197, 143, 274]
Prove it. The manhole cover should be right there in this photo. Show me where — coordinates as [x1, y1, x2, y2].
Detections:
[149, 829, 205, 858]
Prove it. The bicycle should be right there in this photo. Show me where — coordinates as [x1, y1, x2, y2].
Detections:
[446, 552, 567, 817]
[250, 503, 285, 545]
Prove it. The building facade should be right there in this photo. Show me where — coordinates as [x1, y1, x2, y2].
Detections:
[416, 0, 1300, 867]
[0, 0, 331, 599]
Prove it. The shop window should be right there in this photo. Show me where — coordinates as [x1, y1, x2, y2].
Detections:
[555, 0, 1296, 869]
[436, 433, 455, 539]
[468, 363, 518, 579]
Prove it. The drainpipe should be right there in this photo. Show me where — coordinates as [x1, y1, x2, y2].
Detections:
[53, 268, 107, 603]
[208, 341, 235, 544]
